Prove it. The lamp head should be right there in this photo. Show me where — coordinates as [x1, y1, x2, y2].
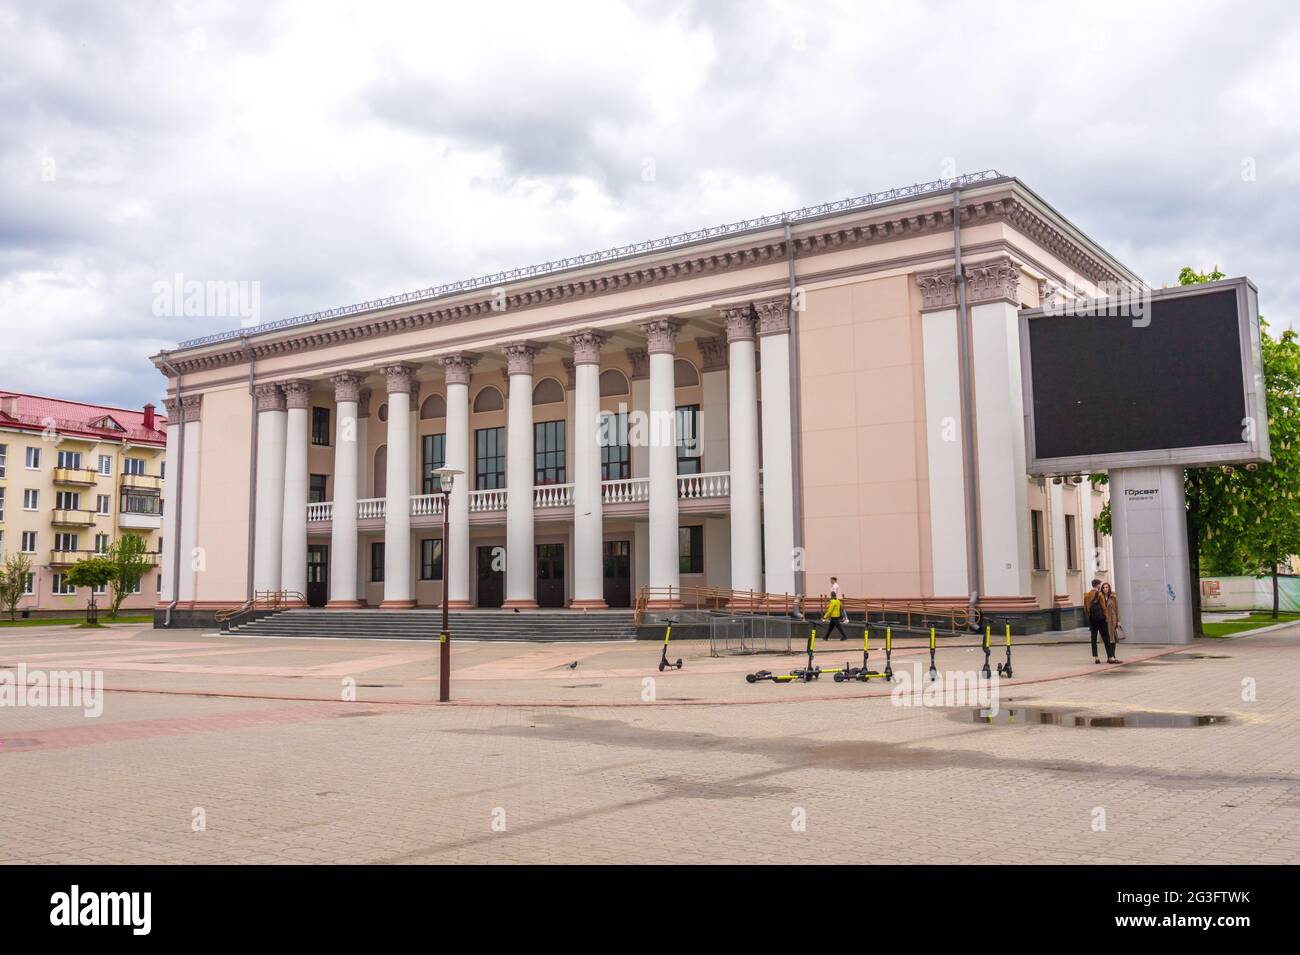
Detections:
[431, 466, 463, 493]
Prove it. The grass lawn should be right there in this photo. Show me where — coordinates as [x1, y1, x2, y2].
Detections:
[0, 615, 152, 628]
[1202, 612, 1300, 638]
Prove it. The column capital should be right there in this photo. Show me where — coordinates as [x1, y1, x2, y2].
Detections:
[753, 296, 791, 337]
[561, 358, 576, 390]
[180, 394, 203, 423]
[568, 329, 608, 365]
[916, 268, 958, 312]
[965, 255, 1022, 306]
[719, 302, 756, 343]
[357, 388, 372, 418]
[696, 335, 729, 372]
[625, 347, 649, 381]
[253, 382, 285, 413]
[379, 362, 419, 395]
[163, 396, 180, 418]
[330, 370, 366, 403]
[440, 352, 480, 387]
[640, 317, 684, 355]
[503, 341, 542, 376]
[282, 379, 313, 410]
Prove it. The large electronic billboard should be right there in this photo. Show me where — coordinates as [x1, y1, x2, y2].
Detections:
[1019, 277, 1269, 474]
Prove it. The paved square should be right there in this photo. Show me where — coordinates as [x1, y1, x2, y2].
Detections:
[1, 622, 1296, 864]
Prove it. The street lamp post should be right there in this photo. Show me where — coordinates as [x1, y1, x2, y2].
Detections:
[432, 466, 463, 702]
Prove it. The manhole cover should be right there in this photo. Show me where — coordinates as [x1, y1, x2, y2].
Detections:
[964, 707, 1229, 728]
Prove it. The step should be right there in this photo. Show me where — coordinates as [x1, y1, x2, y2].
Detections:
[229, 609, 637, 642]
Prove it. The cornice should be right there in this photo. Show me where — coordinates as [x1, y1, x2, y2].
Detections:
[157, 194, 1125, 376]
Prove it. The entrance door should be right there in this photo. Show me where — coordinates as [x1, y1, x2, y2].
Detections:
[306, 544, 328, 606]
[536, 543, 565, 608]
[476, 546, 504, 608]
[603, 540, 631, 608]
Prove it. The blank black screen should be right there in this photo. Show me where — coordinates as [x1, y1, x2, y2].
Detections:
[1028, 289, 1245, 460]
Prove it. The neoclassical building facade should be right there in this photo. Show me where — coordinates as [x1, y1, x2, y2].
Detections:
[152, 173, 1130, 626]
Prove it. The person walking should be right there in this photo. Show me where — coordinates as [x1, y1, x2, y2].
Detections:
[1084, 578, 1120, 664]
[1101, 581, 1124, 647]
[822, 592, 849, 641]
[830, 577, 842, 601]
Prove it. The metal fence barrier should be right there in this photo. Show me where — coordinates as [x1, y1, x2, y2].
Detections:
[709, 612, 800, 657]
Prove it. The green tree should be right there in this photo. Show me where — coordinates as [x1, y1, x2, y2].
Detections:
[67, 556, 115, 625]
[0, 552, 33, 621]
[106, 536, 155, 619]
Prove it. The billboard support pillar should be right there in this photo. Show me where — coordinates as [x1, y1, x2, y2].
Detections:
[1109, 465, 1194, 644]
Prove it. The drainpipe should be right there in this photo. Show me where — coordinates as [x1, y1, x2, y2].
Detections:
[157, 354, 184, 628]
[953, 189, 982, 618]
[783, 221, 807, 597]
[242, 337, 258, 602]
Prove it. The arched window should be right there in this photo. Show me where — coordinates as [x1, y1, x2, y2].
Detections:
[473, 386, 504, 413]
[532, 378, 564, 405]
[419, 394, 446, 419]
[674, 358, 699, 388]
[373, 445, 387, 499]
[599, 369, 629, 397]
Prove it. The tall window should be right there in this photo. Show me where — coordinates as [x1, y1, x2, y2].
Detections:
[309, 474, 328, 504]
[25, 446, 40, 469]
[1030, 509, 1046, 571]
[94, 533, 110, 554]
[534, 420, 565, 485]
[679, 525, 704, 574]
[54, 533, 78, 552]
[600, 412, 630, 480]
[52, 574, 76, 596]
[421, 433, 446, 494]
[57, 450, 82, 469]
[23, 489, 39, 510]
[0, 486, 5, 521]
[123, 457, 146, 476]
[420, 538, 443, 580]
[370, 542, 385, 582]
[55, 491, 79, 510]
[475, 427, 505, 490]
[0, 443, 7, 477]
[21, 531, 37, 553]
[312, 406, 331, 446]
[676, 405, 701, 475]
[1065, 514, 1079, 571]
[96, 494, 111, 514]
[97, 454, 112, 475]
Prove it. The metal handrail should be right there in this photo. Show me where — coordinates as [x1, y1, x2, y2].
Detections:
[633, 584, 980, 631]
[216, 589, 306, 629]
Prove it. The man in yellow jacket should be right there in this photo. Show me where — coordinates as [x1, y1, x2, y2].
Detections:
[822, 594, 849, 641]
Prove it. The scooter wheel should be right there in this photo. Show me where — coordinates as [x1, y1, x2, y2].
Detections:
[746, 673, 757, 683]
[674, 659, 683, 669]
[658, 660, 666, 672]
[833, 672, 845, 682]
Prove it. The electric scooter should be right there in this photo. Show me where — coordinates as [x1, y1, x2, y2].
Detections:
[928, 627, 938, 682]
[996, 624, 1014, 678]
[833, 628, 889, 682]
[658, 618, 683, 671]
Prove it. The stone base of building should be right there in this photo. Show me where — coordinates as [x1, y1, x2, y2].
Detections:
[568, 598, 608, 609]
[379, 599, 417, 609]
[501, 599, 539, 610]
[325, 599, 364, 609]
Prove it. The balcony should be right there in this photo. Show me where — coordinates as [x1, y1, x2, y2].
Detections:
[305, 470, 733, 523]
[51, 508, 99, 527]
[121, 472, 164, 491]
[52, 467, 100, 486]
[50, 548, 97, 567]
[119, 511, 163, 530]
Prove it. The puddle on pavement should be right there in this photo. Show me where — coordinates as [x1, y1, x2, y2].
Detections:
[561, 683, 604, 689]
[1164, 653, 1233, 660]
[334, 710, 384, 718]
[966, 706, 1229, 728]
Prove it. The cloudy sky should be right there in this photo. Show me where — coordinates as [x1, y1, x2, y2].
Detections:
[2, 0, 1298, 410]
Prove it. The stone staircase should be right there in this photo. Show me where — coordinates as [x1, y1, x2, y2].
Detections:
[227, 608, 638, 642]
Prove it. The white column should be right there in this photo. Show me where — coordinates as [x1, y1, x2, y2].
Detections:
[1049, 479, 1069, 603]
[177, 395, 202, 604]
[441, 353, 477, 609]
[327, 373, 363, 608]
[159, 398, 181, 605]
[570, 330, 608, 608]
[720, 305, 762, 594]
[279, 380, 311, 603]
[1110, 465, 1193, 644]
[643, 319, 682, 607]
[252, 383, 287, 593]
[918, 292, 970, 597]
[503, 342, 540, 608]
[756, 297, 796, 598]
[968, 259, 1032, 598]
[380, 363, 417, 607]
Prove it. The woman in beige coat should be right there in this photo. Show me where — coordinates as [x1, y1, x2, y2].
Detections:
[1100, 581, 1123, 650]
